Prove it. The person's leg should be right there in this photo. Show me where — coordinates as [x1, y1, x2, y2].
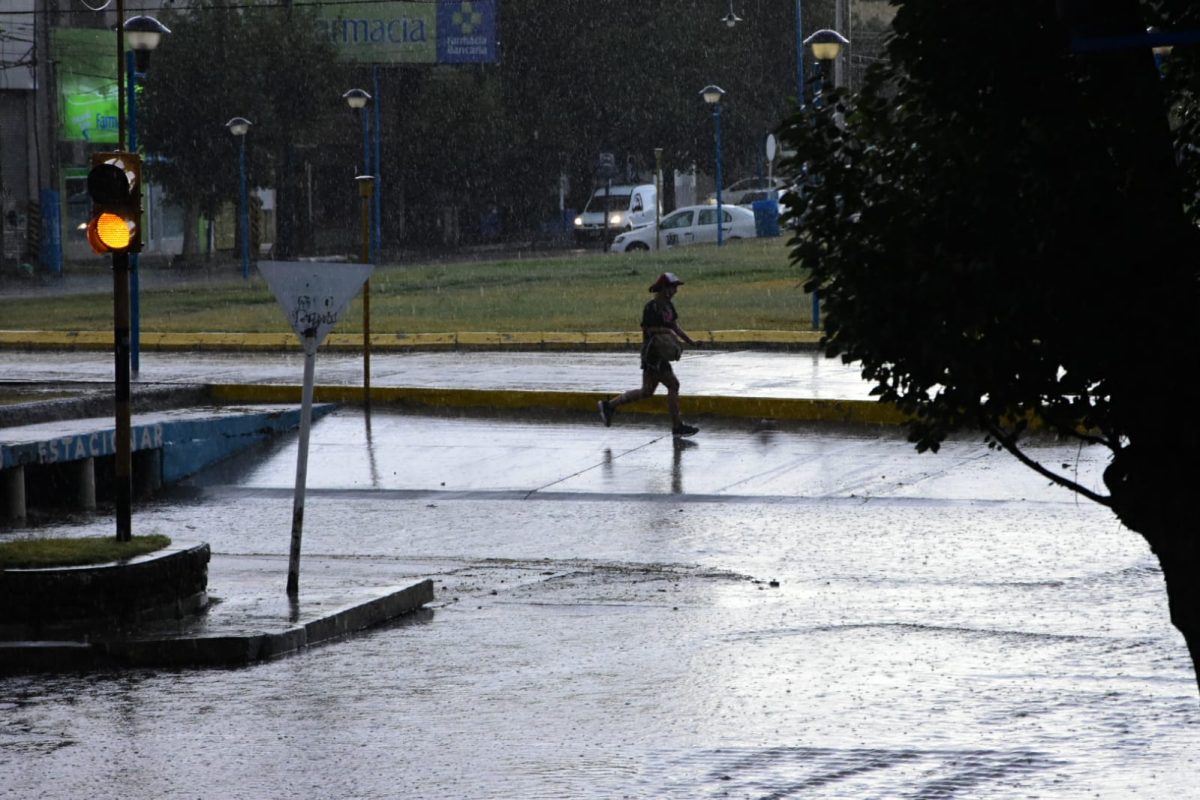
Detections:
[661, 368, 698, 436]
[600, 370, 659, 426]
[662, 372, 682, 428]
[611, 370, 659, 408]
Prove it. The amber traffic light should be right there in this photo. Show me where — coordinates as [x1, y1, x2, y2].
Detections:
[86, 152, 142, 254]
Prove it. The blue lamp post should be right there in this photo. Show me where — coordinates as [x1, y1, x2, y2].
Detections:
[122, 14, 169, 376]
[701, 85, 726, 246]
[804, 28, 849, 107]
[802, 28, 848, 330]
[225, 117, 252, 280]
[795, 1, 806, 106]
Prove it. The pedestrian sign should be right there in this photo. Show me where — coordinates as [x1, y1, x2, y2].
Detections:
[258, 261, 374, 346]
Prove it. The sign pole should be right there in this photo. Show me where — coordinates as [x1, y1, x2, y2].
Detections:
[113, 250, 133, 541]
[258, 259, 373, 597]
[357, 176, 374, 411]
[654, 147, 663, 251]
[286, 330, 317, 597]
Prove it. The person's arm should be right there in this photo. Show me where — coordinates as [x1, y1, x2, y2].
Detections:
[670, 321, 696, 346]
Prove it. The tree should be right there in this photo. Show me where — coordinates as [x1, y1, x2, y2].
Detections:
[138, 1, 347, 259]
[781, 0, 1200, 692]
[388, 0, 835, 239]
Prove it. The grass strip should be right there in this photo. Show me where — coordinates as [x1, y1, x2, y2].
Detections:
[0, 534, 172, 569]
[0, 239, 812, 333]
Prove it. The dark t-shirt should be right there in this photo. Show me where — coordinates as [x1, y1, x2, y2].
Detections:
[641, 298, 678, 339]
[640, 297, 679, 371]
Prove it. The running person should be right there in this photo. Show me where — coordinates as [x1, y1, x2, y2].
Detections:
[598, 272, 699, 437]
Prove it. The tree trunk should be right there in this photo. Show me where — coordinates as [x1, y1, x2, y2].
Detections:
[181, 202, 200, 259]
[1106, 441, 1200, 695]
[1152, 538, 1200, 693]
[274, 145, 294, 259]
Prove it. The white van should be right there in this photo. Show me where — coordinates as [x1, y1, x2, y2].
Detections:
[573, 184, 657, 244]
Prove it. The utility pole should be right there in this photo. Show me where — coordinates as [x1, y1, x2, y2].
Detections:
[834, 0, 848, 89]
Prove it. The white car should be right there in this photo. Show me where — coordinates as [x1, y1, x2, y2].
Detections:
[610, 204, 758, 253]
[706, 176, 790, 206]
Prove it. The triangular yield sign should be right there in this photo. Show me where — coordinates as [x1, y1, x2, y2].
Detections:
[258, 261, 374, 346]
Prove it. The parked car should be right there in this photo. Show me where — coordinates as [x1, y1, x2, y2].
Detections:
[573, 184, 657, 244]
[706, 176, 790, 206]
[609, 204, 757, 253]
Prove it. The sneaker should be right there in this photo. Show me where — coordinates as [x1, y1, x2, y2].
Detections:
[672, 423, 699, 438]
[598, 400, 615, 427]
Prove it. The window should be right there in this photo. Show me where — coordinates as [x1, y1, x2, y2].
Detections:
[698, 209, 719, 225]
[661, 211, 693, 230]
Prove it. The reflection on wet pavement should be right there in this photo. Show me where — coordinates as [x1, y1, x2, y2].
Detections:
[2, 408, 1197, 798]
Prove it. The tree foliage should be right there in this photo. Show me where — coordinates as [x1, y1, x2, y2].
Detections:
[135, 1, 845, 248]
[138, 0, 348, 255]
[782, 0, 1200, 690]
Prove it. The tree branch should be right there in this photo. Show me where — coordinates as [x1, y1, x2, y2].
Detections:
[984, 420, 1113, 507]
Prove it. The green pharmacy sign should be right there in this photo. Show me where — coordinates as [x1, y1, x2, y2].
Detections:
[54, 28, 119, 143]
[308, 0, 497, 64]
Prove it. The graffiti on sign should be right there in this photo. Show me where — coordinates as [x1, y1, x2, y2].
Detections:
[290, 294, 342, 336]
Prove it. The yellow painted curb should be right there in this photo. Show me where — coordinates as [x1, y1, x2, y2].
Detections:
[206, 384, 908, 426]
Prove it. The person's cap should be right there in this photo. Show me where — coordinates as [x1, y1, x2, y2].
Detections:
[649, 272, 685, 292]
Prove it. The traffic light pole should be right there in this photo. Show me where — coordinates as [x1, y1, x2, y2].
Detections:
[112, 251, 133, 541]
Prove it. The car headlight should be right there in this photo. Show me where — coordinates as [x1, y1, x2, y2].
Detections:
[609, 212, 624, 226]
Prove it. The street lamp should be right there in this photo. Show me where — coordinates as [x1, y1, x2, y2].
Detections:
[1147, 26, 1174, 72]
[343, 87, 379, 263]
[721, 1, 742, 28]
[802, 28, 848, 332]
[701, 84, 726, 246]
[803, 28, 849, 105]
[226, 117, 252, 280]
[124, 15, 170, 69]
[123, 14, 169, 379]
[343, 88, 375, 408]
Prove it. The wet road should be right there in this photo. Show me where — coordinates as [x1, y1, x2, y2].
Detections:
[3, 408, 1198, 799]
[0, 348, 872, 401]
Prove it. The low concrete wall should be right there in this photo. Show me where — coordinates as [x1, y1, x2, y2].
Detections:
[0, 542, 210, 639]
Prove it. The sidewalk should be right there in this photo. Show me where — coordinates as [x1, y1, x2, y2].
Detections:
[0, 341, 899, 425]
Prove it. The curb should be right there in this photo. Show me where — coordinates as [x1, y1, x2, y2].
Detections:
[206, 384, 910, 426]
[0, 329, 823, 352]
[0, 579, 435, 673]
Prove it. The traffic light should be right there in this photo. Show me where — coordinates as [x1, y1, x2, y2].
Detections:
[86, 151, 142, 254]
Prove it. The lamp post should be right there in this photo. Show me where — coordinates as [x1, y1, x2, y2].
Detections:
[343, 88, 377, 263]
[654, 147, 663, 251]
[804, 28, 849, 107]
[123, 14, 169, 378]
[721, 0, 742, 28]
[343, 89, 374, 407]
[701, 85, 726, 246]
[802, 28, 848, 331]
[226, 118, 252, 280]
[795, 1, 806, 106]
[356, 175, 374, 410]
[372, 66, 382, 263]
[1147, 27, 1174, 72]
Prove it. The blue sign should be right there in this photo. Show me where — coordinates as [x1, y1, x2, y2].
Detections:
[39, 189, 63, 275]
[437, 1, 498, 63]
